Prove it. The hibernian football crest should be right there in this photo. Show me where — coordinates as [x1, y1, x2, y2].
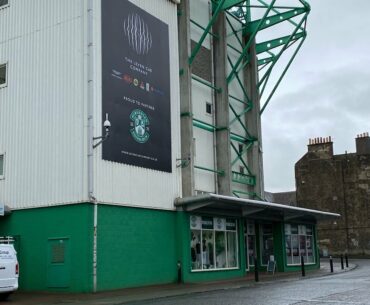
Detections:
[130, 109, 150, 143]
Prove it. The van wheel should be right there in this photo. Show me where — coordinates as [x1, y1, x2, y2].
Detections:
[0, 292, 11, 301]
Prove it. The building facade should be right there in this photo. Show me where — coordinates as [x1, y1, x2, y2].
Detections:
[296, 134, 370, 257]
[0, 0, 337, 292]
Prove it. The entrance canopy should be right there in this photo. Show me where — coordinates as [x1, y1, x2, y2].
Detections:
[175, 194, 340, 223]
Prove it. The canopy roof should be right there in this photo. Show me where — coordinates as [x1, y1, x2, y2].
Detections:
[175, 194, 340, 223]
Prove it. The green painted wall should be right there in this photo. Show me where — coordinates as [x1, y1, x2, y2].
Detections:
[0, 203, 93, 292]
[96, 205, 178, 291]
[177, 212, 246, 283]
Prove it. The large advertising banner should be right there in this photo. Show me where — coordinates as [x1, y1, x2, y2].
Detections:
[102, 0, 172, 172]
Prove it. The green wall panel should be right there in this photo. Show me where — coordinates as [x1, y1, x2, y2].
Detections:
[97, 205, 178, 291]
[0, 203, 93, 292]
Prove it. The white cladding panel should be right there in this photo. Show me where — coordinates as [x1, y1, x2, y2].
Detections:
[192, 79, 215, 193]
[93, 0, 181, 210]
[0, 1, 87, 208]
[190, 0, 211, 49]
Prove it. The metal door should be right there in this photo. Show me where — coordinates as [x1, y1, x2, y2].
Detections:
[47, 238, 70, 288]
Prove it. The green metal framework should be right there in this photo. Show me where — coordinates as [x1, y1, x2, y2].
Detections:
[184, 0, 310, 199]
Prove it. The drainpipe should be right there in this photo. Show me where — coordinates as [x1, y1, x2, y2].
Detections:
[86, 0, 97, 293]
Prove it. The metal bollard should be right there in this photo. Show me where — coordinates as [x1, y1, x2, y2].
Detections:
[329, 256, 334, 273]
[301, 255, 305, 277]
[340, 254, 344, 270]
[345, 254, 349, 268]
[254, 256, 259, 282]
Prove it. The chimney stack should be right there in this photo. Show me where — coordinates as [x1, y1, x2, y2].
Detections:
[356, 132, 370, 155]
[307, 136, 333, 159]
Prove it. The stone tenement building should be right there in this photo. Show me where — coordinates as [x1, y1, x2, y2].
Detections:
[295, 133, 370, 256]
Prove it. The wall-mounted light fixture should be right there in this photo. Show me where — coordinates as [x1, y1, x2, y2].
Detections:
[93, 113, 111, 149]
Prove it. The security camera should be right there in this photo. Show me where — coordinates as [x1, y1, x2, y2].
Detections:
[103, 113, 111, 133]
[103, 119, 111, 129]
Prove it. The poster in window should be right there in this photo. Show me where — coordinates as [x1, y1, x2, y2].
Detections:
[101, 0, 171, 172]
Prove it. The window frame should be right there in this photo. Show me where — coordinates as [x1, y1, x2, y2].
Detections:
[0, 63, 8, 89]
[190, 215, 239, 272]
[0, 153, 5, 180]
[244, 220, 256, 270]
[260, 223, 274, 266]
[205, 102, 213, 115]
[285, 223, 315, 266]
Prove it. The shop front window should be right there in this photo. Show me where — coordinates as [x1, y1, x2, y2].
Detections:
[285, 224, 315, 265]
[261, 224, 274, 266]
[190, 215, 238, 271]
[245, 220, 256, 268]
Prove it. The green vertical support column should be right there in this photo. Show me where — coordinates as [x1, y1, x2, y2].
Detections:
[176, 211, 190, 283]
[243, 36, 264, 199]
[213, 10, 232, 195]
[178, 0, 195, 197]
[239, 218, 247, 273]
[272, 222, 285, 272]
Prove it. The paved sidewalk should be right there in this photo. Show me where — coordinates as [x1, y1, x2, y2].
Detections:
[8, 260, 356, 305]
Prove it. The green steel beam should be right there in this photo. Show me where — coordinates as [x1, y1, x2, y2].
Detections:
[229, 104, 253, 139]
[227, 0, 276, 84]
[229, 106, 252, 125]
[232, 190, 264, 201]
[258, 13, 307, 95]
[193, 119, 217, 132]
[191, 74, 222, 93]
[260, 34, 307, 114]
[232, 171, 256, 186]
[190, 19, 219, 39]
[255, 31, 305, 54]
[229, 94, 249, 105]
[189, 0, 227, 66]
[227, 56, 251, 104]
[230, 141, 253, 174]
[245, 7, 307, 35]
[194, 165, 225, 176]
[257, 0, 309, 29]
[217, 0, 245, 10]
[258, 56, 274, 66]
[230, 132, 255, 143]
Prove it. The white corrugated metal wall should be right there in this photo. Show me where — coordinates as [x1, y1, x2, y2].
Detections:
[93, 0, 182, 210]
[0, 0, 88, 209]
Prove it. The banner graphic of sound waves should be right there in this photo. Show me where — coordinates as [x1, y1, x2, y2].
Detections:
[123, 14, 153, 55]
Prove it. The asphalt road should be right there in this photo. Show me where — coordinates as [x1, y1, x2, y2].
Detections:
[125, 260, 370, 305]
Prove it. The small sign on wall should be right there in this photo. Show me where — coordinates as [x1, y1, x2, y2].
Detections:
[213, 217, 226, 231]
[190, 216, 201, 230]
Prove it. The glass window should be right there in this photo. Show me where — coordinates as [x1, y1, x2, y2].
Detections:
[190, 216, 238, 271]
[0, 0, 8, 8]
[206, 102, 212, 114]
[261, 224, 274, 265]
[202, 230, 214, 269]
[190, 230, 201, 270]
[0, 64, 6, 86]
[245, 220, 256, 268]
[285, 224, 315, 265]
[0, 154, 4, 178]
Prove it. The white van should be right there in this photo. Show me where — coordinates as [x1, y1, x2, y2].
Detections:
[0, 242, 19, 300]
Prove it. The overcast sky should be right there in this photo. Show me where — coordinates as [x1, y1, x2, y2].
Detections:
[262, 0, 370, 192]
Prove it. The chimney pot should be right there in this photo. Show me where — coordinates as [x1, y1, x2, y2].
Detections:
[356, 133, 370, 155]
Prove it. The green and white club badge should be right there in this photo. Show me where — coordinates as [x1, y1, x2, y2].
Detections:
[130, 109, 150, 143]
